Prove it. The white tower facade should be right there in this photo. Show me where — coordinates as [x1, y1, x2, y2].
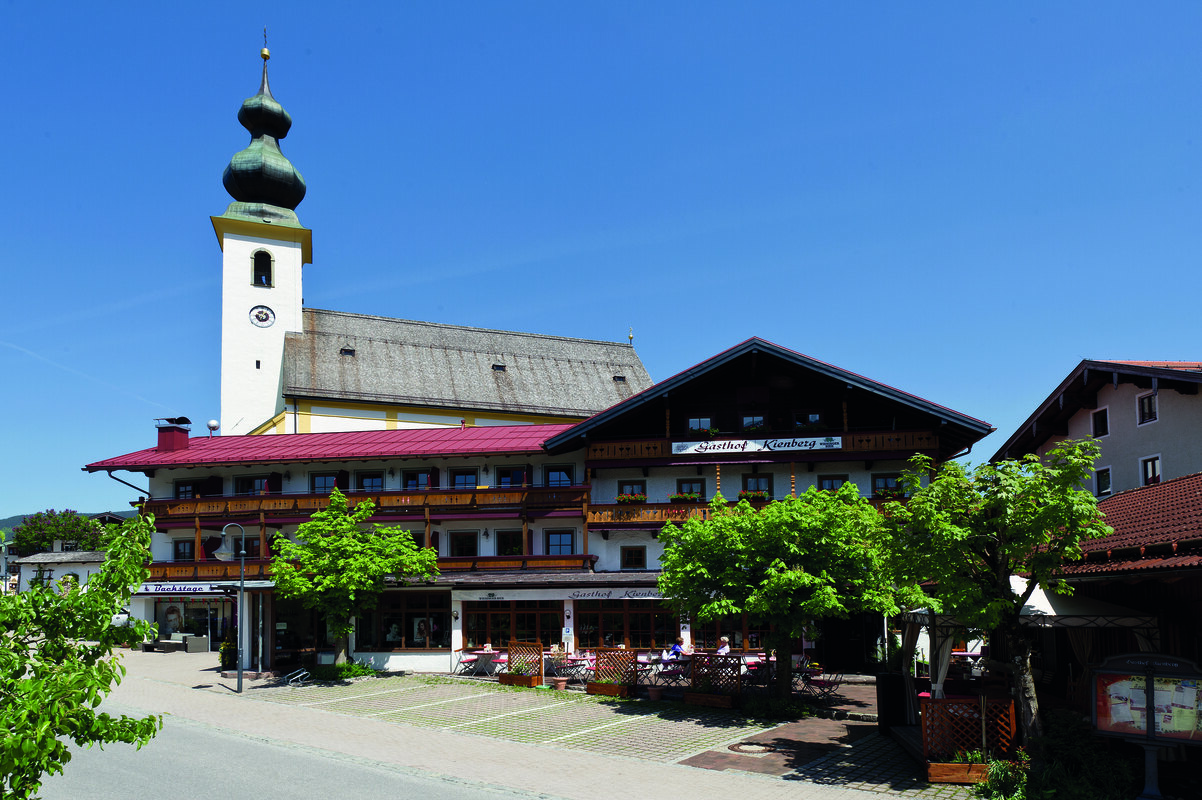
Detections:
[214, 48, 310, 435]
[214, 218, 311, 434]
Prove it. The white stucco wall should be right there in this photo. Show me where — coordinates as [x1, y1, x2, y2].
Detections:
[220, 231, 305, 436]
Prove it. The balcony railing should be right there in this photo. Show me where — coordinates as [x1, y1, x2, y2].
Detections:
[589, 495, 905, 525]
[146, 553, 597, 581]
[587, 429, 939, 461]
[142, 486, 589, 522]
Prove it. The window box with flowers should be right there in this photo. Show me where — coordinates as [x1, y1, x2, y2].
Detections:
[668, 492, 703, 503]
[689, 426, 720, 439]
[738, 490, 769, 502]
[615, 493, 648, 504]
[874, 487, 906, 500]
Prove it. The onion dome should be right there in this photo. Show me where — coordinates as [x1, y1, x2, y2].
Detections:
[220, 48, 306, 225]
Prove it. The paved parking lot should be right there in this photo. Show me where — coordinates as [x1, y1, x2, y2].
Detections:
[114, 651, 973, 799]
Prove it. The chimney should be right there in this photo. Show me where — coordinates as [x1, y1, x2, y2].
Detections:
[155, 417, 192, 452]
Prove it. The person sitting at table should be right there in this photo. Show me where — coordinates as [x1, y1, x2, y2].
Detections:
[716, 636, 731, 655]
[665, 637, 691, 661]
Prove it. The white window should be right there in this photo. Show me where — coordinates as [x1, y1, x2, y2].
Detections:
[1137, 393, 1158, 426]
[1141, 456, 1161, 487]
[1091, 407, 1109, 438]
[1095, 467, 1112, 497]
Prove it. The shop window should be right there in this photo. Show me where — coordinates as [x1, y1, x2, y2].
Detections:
[620, 546, 647, 570]
[450, 531, 478, 557]
[1096, 467, 1112, 497]
[495, 467, 526, 487]
[546, 465, 574, 487]
[234, 475, 268, 496]
[495, 529, 524, 556]
[1141, 456, 1161, 486]
[252, 250, 273, 287]
[365, 591, 452, 650]
[1092, 408, 1109, 438]
[403, 470, 431, 490]
[545, 529, 574, 555]
[818, 475, 848, 492]
[574, 599, 677, 650]
[462, 599, 560, 649]
[450, 469, 478, 490]
[692, 614, 772, 652]
[1138, 393, 1158, 425]
[310, 473, 338, 494]
[356, 471, 383, 492]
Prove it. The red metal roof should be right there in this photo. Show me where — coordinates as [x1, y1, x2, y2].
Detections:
[1060, 472, 1202, 576]
[85, 424, 573, 472]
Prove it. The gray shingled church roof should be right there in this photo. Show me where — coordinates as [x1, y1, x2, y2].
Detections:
[283, 309, 653, 418]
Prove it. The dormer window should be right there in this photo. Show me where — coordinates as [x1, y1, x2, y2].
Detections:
[340, 347, 356, 357]
[252, 251, 273, 287]
[492, 363, 506, 371]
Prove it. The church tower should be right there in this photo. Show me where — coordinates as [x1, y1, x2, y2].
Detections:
[213, 46, 311, 435]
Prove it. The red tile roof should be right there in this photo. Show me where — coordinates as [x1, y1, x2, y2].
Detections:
[1104, 361, 1202, 371]
[85, 424, 573, 472]
[1060, 472, 1202, 576]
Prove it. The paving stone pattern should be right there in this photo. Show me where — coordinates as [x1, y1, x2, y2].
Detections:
[245, 675, 974, 797]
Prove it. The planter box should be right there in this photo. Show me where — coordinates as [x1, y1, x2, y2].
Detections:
[586, 682, 630, 698]
[926, 763, 989, 784]
[683, 692, 736, 708]
[499, 674, 542, 688]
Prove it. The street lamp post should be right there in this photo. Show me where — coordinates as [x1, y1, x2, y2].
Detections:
[215, 523, 246, 693]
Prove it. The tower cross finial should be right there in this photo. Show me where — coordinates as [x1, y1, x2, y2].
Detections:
[261, 27, 270, 61]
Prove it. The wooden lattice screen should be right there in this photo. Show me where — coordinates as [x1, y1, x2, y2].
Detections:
[593, 647, 637, 686]
[921, 697, 1017, 762]
[691, 653, 744, 695]
[507, 640, 545, 682]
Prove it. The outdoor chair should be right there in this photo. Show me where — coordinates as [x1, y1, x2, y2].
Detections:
[454, 649, 478, 674]
[803, 672, 843, 703]
[656, 660, 692, 688]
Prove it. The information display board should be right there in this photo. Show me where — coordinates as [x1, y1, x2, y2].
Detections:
[1092, 654, 1202, 745]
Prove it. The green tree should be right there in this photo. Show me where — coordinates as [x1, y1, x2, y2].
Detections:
[0, 514, 161, 799]
[658, 483, 915, 697]
[888, 438, 1111, 742]
[272, 488, 439, 664]
[13, 509, 104, 555]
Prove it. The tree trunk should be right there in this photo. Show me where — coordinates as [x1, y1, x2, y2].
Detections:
[1004, 623, 1043, 743]
[769, 633, 794, 699]
[334, 634, 350, 665]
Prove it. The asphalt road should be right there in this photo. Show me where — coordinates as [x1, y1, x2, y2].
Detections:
[36, 712, 565, 800]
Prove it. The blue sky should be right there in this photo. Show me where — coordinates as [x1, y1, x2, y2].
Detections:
[3, 3, 1200, 518]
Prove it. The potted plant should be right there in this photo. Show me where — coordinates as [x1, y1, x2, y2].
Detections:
[586, 678, 630, 698]
[737, 489, 768, 502]
[668, 492, 702, 503]
[645, 685, 664, 701]
[615, 493, 648, 504]
[688, 426, 720, 439]
[927, 749, 991, 784]
[683, 676, 735, 708]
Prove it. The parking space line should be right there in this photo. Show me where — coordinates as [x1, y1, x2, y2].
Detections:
[540, 711, 648, 743]
[443, 699, 575, 729]
[299, 686, 422, 706]
[365, 691, 496, 716]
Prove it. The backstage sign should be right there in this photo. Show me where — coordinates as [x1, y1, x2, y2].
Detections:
[136, 583, 219, 595]
[671, 436, 842, 455]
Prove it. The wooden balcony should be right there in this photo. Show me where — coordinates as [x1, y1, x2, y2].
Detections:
[147, 553, 596, 582]
[147, 560, 274, 581]
[142, 487, 589, 523]
[589, 495, 906, 526]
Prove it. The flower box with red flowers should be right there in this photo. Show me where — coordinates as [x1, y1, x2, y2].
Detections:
[738, 490, 769, 502]
[668, 493, 703, 503]
[615, 493, 648, 504]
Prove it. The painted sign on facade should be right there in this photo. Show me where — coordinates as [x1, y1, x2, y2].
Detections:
[671, 436, 842, 455]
